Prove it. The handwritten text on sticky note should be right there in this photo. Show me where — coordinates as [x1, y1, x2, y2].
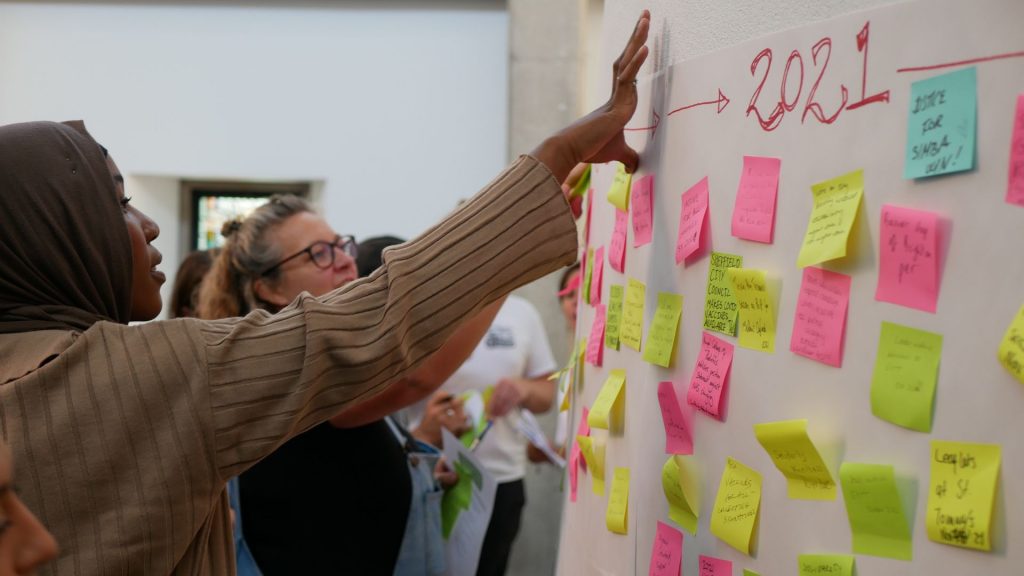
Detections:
[732, 156, 781, 243]
[606, 467, 630, 534]
[754, 419, 836, 500]
[621, 279, 646, 351]
[607, 162, 632, 211]
[790, 267, 851, 367]
[687, 332, 734, 419]
[649, 521, 683, 576]
[871, 322, 943, 432]
[998, 304, 1024, 385]
[632, 174, 655, 247]
[710, 457, 762, 555]
[797, 170, 863, 268]
[839, 462, 912, 560]
[605, 285, 624, 350]
[703, 252, 743, 336]
[1008, 94, 1024, 206]
[677, 176, 709, 263]
[905, 67, 977, 179]
[644, 292, 683, 367]
[610, 209, 628, 273]
[728, 268, 776, 353]
[657, 381, 693, 455]
[662, 456, 699, 534]
[876, 204, 940, 313]
[927, 440, 1001, 551]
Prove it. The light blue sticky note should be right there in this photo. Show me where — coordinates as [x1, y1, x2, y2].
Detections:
[904, 67, 976, 179]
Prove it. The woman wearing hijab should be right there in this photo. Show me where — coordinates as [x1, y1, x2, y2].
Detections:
[0, 11, 649, 574]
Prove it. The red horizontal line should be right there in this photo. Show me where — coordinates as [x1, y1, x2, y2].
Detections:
[896, 50, 1024, 73]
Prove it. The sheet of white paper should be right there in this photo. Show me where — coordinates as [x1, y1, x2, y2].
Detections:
[515, 409, 567, 468]
[441, 428, 498, 576]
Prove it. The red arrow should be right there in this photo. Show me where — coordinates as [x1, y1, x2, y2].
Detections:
[624, 109, 661, 139]
[667, 89, 730, 116]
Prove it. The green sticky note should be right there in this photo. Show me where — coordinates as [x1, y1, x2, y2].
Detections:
[743, 571, 761, 576]
[605, 284, 624, 350]
[583, 248, 594, 304]
[797, 170, 863, 268]
[621, 279, 646, 351]
[643, 292, 683, 368]
[607, 162, 632, 211]
[905, 67, 977, 179]
[662, 456, 699, 534]
[727, 268, 775, 354]
[754, 419, 836, 500]
[797, 554, 854, 576]
[870, 321, 943, 432]
[927, 440, 1001, 551]
[839, 462, 912, 560]
[710, 457, 762, 555]
[570, 163, 592, 198]
[703, 252, 742, 336]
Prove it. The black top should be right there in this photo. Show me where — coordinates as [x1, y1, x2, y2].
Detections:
[240, 419, 412, 575]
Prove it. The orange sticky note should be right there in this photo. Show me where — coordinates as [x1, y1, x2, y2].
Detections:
[609, 209, 628, 273]
[790, 267, 851, 367]
[876, 204, 941, 313]
[732, 156, 780, 243]
[687, 332, 734, 419]
[677, 176, 710, 263]
[632, 174, 655, 247]
[657, 381, 693, 455]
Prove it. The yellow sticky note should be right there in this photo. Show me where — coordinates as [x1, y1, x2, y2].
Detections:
[798, 554, 854, 576]
[621, 279, 646, 351]
[605, 284, 624, 350]
[662, 456, 699, 534]
[710, 457, 762, 555]
[643, 292, 683, 368]
[588, 369, 626, 432]
[606, 467, 630, 534]
[839, 462, 912, 560]
[577, 435, 606, 496]
[727, 269, 775, 353]
[927, 440, 1001, 551]
[583, 248, 594, 304]
[998, 303, 1024, 384]
[754, 419, 836, 500]
[607, 162, 632, 211]
[797, 170, 863, 268]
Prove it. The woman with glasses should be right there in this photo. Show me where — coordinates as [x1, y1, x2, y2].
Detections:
[0, 11, 649, 573]
[197, 201, 472, 574]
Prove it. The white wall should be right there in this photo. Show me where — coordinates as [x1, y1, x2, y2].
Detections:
[0, 1, 507, 316]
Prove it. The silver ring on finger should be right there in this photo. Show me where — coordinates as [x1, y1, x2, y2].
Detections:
[445, 408, 456, 417]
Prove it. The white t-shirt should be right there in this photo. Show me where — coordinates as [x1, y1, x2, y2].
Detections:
[408, 295, 557, 483]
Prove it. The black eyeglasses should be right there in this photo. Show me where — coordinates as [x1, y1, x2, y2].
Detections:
[260, 235, 357, 277]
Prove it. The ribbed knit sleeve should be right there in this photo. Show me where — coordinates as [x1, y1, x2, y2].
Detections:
[199, 156, 577, 478]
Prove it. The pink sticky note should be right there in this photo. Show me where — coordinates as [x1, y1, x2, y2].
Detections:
[657, 382, 693, 455]
[586, 305, 607, 366]
[591, 247, 605, 305]
[790, 267, 851, 367]
[1008, 94, 1024, 207]
[632, 174, 655, 247]
[649, 521, 683, 576]
[676, 177, 710, 264]
[569, 451, 580, 502]
[699, 555, 732, 576]
[686, 332, 735, 419]
[610, 209, 629, 273]
[731, 156, 781, 243]
[875, 204, 940, 313]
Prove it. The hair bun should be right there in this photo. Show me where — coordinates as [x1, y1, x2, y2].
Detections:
[221, 218, 244, 238]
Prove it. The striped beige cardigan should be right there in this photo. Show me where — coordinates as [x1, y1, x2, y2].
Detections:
[0, 156, 577, 575]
